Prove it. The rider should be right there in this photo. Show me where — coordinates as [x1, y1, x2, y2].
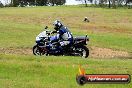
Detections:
[52, 20, 73, 50]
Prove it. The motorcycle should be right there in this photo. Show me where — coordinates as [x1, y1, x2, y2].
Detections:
[33, 26, 89, 58]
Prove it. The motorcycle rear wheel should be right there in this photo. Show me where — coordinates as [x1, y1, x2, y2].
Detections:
[76, 46, 89, 58]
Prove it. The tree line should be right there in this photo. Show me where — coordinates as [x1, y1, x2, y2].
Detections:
[83, 0, 132, 8]
[1, 0, 66, 7]
[0, 0, 132, 8]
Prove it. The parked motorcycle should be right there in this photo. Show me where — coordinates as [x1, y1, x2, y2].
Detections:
[33, 26, 89, 58]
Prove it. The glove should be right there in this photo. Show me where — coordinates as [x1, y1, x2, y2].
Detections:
[51, 31, 57, 34]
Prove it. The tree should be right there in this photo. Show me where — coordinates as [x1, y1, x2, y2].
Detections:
[0, 1, 4, 8]
[47, 0, 65, 6]
[36, 0, 48, 6]
[12, 0, 19, 6]
[125, 0, 132, 5]
[84, 0, 88, 7]
[108, 0, 111, 8]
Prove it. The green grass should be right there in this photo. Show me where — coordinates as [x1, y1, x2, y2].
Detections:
[89, 33, 132, 52]
[0, 54, 132, 88]
[0, 6, 132, 88]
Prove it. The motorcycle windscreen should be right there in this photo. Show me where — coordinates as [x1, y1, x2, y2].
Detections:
[36, 31, 48, 41]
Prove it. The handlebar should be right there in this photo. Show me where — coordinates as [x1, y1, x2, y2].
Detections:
[44, 26, 58, 36]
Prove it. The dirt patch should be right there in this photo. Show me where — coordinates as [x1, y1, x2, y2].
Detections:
[0, 48, 32, 55]
[0, 47, 131, 59]
[90, 46, 131, 58]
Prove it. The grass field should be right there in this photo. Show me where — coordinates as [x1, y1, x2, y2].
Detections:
[0, 54, 132, 88]
[0, 6, 132, 88]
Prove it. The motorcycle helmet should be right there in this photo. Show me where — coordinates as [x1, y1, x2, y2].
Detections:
[53, 20, 63, 31]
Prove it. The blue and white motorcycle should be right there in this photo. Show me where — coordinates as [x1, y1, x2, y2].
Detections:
[33, 26, 89, 58]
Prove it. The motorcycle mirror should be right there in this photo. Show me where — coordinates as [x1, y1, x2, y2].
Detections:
[45, 26, 48, 29]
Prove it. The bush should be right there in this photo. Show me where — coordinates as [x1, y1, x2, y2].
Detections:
[0, 2, 4, 8]
[5, 4, 14, 7]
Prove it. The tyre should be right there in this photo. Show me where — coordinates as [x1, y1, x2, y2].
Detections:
[33, 45, 42, 55]
[76, 46, 89, 58]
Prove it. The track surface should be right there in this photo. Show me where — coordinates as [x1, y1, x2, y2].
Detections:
[0, 47, 131, 59]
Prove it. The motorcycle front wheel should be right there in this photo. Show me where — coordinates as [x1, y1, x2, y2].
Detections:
[33, 45, 42, 56]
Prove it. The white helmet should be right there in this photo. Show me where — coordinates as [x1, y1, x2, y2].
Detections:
[53, 20, 63, 31]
